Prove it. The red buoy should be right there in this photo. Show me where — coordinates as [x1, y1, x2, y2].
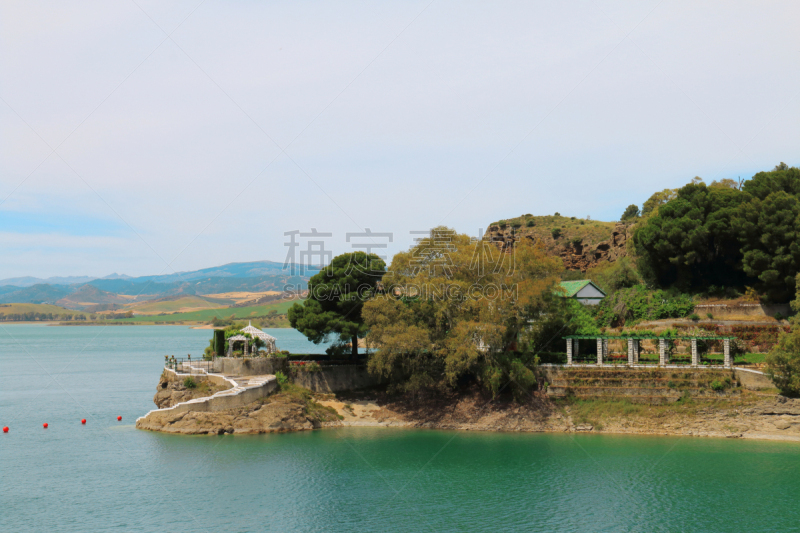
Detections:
[117, 416, 122, 421]
[43, 423, 48, 429]
[81, 419, 87, 425]
[2, 426, 8, 433]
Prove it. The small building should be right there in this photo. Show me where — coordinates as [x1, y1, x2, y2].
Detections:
[558, 280, 606, 305]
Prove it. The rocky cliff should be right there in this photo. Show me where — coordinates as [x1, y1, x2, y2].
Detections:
[484, 215, 633, 272]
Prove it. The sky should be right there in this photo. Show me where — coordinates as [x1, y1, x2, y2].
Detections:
[1, 0, 798, 280]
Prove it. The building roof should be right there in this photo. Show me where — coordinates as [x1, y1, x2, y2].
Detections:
[242, 321, 277, 342]
[558, 280, 606, 298]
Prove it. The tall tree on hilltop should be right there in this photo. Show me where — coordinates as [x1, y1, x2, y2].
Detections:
[633, 181, 748, 290]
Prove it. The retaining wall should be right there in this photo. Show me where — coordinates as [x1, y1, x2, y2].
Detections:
[292, 365, 384, 392]
[734, 368, 775, 390]
[693, 303, 791, 318]
[136, 367, 278, 426]
[212, 357, 288, 376]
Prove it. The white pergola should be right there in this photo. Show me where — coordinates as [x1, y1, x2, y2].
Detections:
[227, 322, 279, 357]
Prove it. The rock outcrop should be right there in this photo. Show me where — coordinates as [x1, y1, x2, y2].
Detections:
[152, 371, 232, 409]
[485, 220, 632, 272]
[136, 396, 324, 435]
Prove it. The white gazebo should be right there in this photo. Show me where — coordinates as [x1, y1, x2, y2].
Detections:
[227, 334, 250, 356]
[242, 322, 278, 355]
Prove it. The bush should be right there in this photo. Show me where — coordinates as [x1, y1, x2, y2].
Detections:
[183, 377, 197, 389]
[774, 312, 785, 321]
[765, 323, 800, 396]
[526, 220, 535, 227]
[275, 371, 289, 386]
[710, 380, 725, 391]
[594, 285, 694, 327]
[706, 313, 714, 319]
[689, 313, 700, 321]
[554, 212, 561, 216]
[551, 228, 561, 239]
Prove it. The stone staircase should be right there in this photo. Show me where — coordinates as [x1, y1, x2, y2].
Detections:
[546, 367, 741, 404]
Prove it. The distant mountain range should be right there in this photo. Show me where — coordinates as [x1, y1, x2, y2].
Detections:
[0, 260, 319, 310]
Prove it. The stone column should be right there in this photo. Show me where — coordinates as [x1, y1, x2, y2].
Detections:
[628, 339, 634, 366]
[691, 339, 699, 367]
[724, 339, 731, 369]
[634, 340, 640, 364]
[566, 339, 573, 366]
[597, 338, 603, 366]
[659, 339, 667, 367]
[227, 341, 232, 357]
[603, 339, 609, 364]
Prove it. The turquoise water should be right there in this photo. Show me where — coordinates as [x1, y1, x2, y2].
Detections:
[1, 325, 799, 532]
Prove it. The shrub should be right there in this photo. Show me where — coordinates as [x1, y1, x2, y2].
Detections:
[183, 377, 197, 389]
[689, 313, 700, 321]
[710, 380, 725, 391]
[706, 313, 714, 319]
[275, 371, 289, 386]
[526, 220, 535, 227]
[580, 220, 585, 225]
[497, 220, 507, 229]
[554, 212, 561, 216]
[774, 312, 785, 321]
[551, 228, 562, 239]
[765, 323, 800, 396]
[512, 222, 522, 229]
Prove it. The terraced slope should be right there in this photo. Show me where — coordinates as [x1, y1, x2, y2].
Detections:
[545, 367, 741, 404]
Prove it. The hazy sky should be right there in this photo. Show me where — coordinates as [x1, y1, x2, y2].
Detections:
[1, 0, 798, 279]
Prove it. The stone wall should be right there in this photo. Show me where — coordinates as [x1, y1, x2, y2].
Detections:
[734, 368, 775, 390]
[212, 357, 289, 376]
[292, 365, 384, 393]
[136, 368, 278, 431]
[694, 303, 791, 318]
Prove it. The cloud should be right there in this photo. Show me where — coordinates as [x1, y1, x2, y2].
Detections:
[0, 0, 798, 278]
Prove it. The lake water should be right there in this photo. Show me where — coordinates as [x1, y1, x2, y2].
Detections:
[1, 324, 799, 532]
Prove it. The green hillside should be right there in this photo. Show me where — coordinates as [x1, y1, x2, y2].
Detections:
[124, 295, 230, 315]
[110, 299, 298, 324]
[0, 303, 90, 320]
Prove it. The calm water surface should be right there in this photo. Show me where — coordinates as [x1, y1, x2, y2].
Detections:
[1, 324, 799, 532]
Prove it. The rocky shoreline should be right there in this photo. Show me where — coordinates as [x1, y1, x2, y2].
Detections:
[137, 376, 800, 442]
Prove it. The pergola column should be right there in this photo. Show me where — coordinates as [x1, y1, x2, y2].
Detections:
[659, 339, 667, 367]
[566, 338, 573, 366]
[227, 341, 232, 357]
[627, 339, 634, 366]
[724, 339, 731, 369]
[633, 340, 640, 364]
[691, 339, 699, 367]
[596, 338, 602, 365]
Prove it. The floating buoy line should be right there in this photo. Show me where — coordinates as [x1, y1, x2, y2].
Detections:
[1, 416, 127, 433]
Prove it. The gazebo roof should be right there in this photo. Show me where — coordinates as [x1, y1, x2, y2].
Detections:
[242, 322, 277, 342]
[228, 334, 248, 341]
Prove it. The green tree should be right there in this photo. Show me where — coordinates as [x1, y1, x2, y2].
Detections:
[641, 188, 677, 217]
[633, 181, 747, 290]
[364, 228, 563, 399]
[741, 163, 800, 200]
[620, 204, 640, 221]
[288, 252, 386, 358]
[765, 320, 800, 397]
[793, 273, 800, 315]
[734, 191, 800, 302]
